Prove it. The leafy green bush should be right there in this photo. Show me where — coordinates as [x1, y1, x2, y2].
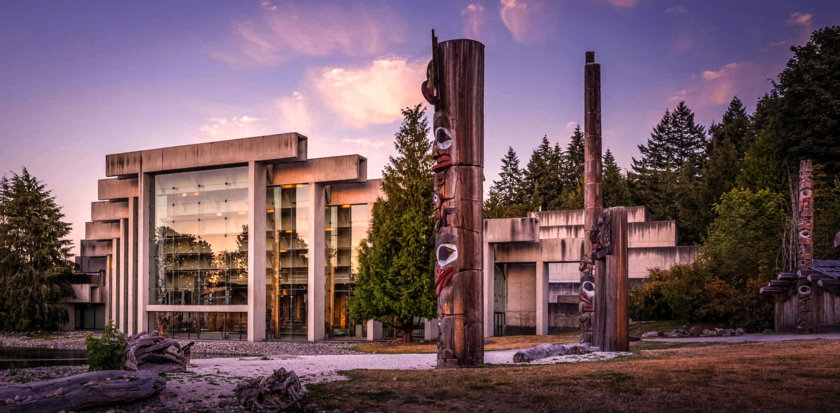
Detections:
[85, 320, 125, 371]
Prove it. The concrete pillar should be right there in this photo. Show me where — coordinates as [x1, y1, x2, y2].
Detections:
[127, 197, 138, 335]
[110, 238, 119, 327]
[136, 174, 151, 333]
[536, 261, 549, 336]
[424, 319, 436, 341]
[483, 238, 495, 337]
[366, 320, 382, 341]
[247, 161, 267, 342]
[307, 182, 326, 341]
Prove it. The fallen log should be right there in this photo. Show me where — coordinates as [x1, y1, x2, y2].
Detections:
[234, 368, 307, 411]
[0, 370, 164, 413]
[513, 343, 593, 363]
[125, 331, 193, 373]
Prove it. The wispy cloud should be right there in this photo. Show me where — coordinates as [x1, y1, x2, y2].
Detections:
[311, 58, 426, 128]
[565, 121, 579, 131]
[276, 91, 312, 135]
[500, 0, 558, 44]
[210, 2, 405, 67]
[199, 115, 263, 139]
[462, 3, 486, 40]
[665, 5, 686, 14]
[787, 12, 812, 26]
[608, 0, 639, 8]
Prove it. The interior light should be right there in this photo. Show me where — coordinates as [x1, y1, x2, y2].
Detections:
[281, 184, 294, 189]
[216, 213, 222, 217]
[341, 204, 351, 208]
[193, 192, 199, 196]
[266, 209, 275, 213]
[181, 193, 187, 197]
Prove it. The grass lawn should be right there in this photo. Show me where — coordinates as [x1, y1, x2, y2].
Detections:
[309, 339, 840, 412]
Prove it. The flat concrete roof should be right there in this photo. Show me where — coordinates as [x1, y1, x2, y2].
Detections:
[105, 133, 307, 177]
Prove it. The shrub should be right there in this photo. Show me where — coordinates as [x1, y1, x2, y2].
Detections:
[85, 320, 125, 371]
[703, 276, 774, 332]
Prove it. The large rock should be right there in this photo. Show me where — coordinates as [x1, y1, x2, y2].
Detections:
[124, 332, 194, 373]
[513, 343, 593, 363]
[641, 331, 659, 338]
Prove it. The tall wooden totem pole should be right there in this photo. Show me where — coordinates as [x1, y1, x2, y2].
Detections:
[579, 51, 629, 352]
[422, 32, 485, 368]
[797, 159, 814, 334]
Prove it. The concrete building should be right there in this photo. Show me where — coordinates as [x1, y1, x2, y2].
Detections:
[483, 208, 698, 337]
[68, 134, 697, 341]
[70, 133, 382, 341]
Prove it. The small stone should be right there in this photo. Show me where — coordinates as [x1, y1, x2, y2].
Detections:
[714, 328, 725, 337]
[735, 328, 745, 336]
[14, 396, 20, 401]
[701, 329, 714, 337]
[688, 326, 702, 336]
[762, 329, 774, 334]
[5, 399, 13, 405]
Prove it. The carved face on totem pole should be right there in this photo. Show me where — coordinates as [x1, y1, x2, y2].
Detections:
[579, 273, 595, 312]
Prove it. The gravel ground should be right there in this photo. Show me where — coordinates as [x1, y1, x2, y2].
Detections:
[0, 347, 629, 412]
[0, 331, 358, 356]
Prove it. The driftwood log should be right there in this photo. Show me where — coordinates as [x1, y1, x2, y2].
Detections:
[0, 370, 164, 413]
[125, 331, 194, 373]
[513, 343, 593, 363]
[234, 368, 306, 412]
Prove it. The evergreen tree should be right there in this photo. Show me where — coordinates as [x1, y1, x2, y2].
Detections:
[494, 147, 524, 206]
[736, 122, 787, 195]
[0, 169, 75, 331]
[349, 105, 436, 342]
[521, 136, 563, 211]
[602, 149, 632, 208]
[630, 101, 707, 236]
[563, 126, 585, 189]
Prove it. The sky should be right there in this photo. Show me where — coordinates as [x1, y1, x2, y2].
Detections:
[1, 0, 838, 254]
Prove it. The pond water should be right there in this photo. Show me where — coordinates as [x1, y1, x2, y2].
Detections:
[0, 347, 87, 369]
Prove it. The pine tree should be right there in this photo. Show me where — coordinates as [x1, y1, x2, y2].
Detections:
[563, 126, 584, 189]
[630, 101, 707, 242]
[736, 123, 787, 195]
[0, 168, 75, 331]
[521, 135, 563, 211]
[495, 147, 524, 205]
[603, 149, 632, 208]
[349, 105, 436, 342]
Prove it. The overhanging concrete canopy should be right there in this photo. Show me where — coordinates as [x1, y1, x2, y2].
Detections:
[270, 155, 367, 185]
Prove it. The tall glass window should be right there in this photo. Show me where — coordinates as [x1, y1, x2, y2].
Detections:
[266, 184, 309, 340]
[151, 167, 249, 306]
[325, 204, 368, 339]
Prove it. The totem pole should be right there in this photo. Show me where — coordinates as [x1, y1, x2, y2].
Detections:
[579, 51, 602, 346]
[422, 31, 485, 368]
[797, 159, 814, 334]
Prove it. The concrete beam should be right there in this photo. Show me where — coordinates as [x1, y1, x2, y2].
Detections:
[271, 155, 367, 185]
[85, 222, 120, 240]
[106, 133, 307, 177]
[91, 201, 129, 221]
[484, 217, 539, 243]
[628, 221, 678, 248]
[81, 239, 113, 257]
[98, 178, 138, 200]
[329, 179, 383, 206]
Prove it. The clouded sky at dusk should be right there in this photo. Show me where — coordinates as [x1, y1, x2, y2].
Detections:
[1, 0, 838, 253]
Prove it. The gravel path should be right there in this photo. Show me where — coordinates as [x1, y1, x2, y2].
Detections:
[645, 332, 840, 343]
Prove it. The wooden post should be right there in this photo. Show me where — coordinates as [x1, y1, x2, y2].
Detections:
[423, 32, 485, 368]
[605, 207, 628, 351]
[580, 51, 602, 346]
[797, 159, 814, 334]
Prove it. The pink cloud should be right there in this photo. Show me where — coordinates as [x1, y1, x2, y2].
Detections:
[787, 12, 812, 26]
[311, 58, 426, 128]
[462, 3, 486, 40]
[211, 3, 405, 67]
[608, 0, 639, 8]
[500, 0, 558, 44]
[199, 115, 264, 139]
[276, 91, 312, 135]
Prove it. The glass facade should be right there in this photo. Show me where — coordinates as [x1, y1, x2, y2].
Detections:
[148, 311, 247, 340]
[265, 185, 310, 339]
[151, 167, 249, 306]
[325, 204, 368, 338]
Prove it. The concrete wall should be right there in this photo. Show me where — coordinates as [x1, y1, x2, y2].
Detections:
[628, 246, 698, 278]
[91, 201, 129, 221]
[628, 221, 677, 248]
[271, 155, 366, 185]
[329, 179, 383, 206]
[98, 178, 138, 200]
[505, 264, 536, 328]
[81, 240, 113, 257]
[85, 222, 121, 240]
[548, 262, 580, 281]
[106, 133, 306, 176]
[484, 217, 539, 243]
[494, 238, 586, 263]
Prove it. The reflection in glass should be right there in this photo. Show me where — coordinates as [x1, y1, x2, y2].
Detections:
[151, 167, 249, 306]
[325, 204, 369, 339]
[266, 185, 309, 340]
[149, 311, 246, 340]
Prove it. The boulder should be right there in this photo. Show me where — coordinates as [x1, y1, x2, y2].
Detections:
[700, 329, 715, 337]
[641, 331, 659, 338]
[688, 326, 702, 337]
[735, 328, 745, 336]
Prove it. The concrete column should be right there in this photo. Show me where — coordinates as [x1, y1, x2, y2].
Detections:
[366, 320, 382, 341]
[110, 238, 119, 328]
[483, 237, 495, 337]
[247, 161, 267, 342]
[536, 261, 549, 336]
[307, 182, 326, 341]
[424, 319, 436, 341]
[127, 197, 138, 335]
[136, 174, 151, 333]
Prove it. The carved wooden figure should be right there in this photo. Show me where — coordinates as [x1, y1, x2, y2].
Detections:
[797, 159, 814, 334]
[424, 31, 484, 368]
